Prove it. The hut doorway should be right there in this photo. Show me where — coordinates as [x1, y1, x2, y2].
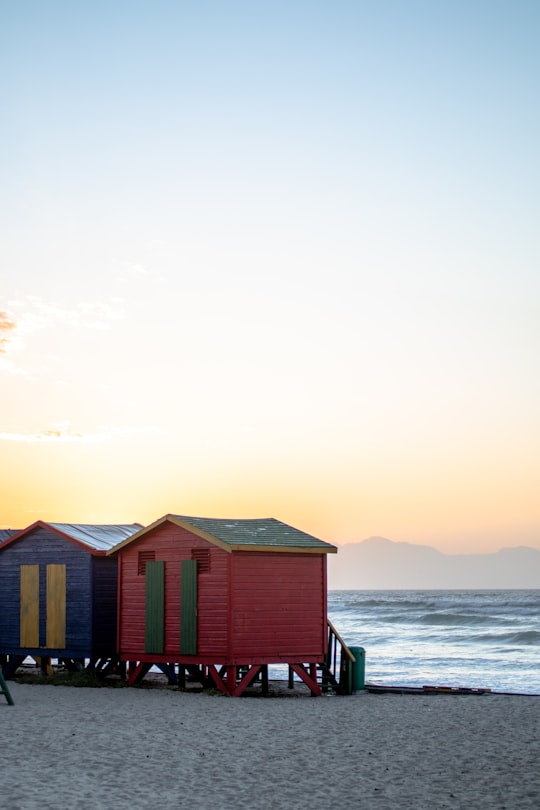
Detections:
[20, 563, 66, 649]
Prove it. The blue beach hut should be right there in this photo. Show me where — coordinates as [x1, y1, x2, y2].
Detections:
[0, 521, 140, 676]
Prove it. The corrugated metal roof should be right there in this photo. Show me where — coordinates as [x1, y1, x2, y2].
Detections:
[0, 529, 18, 543]
[48, 523, 142, 551]
[171, 515, 336, 552]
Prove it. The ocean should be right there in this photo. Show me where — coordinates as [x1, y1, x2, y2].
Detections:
[327, 589, 540, 695]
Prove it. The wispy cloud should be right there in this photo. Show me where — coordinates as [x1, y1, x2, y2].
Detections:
[0, 310, 17, 353]
[121, 262, 149, 277]
[118, 260, 167, 284]
[19, 296, 126, 334]
[0, 424, 165, 444]
[0, 295, 127, 376]
[2, 296, 126, 345]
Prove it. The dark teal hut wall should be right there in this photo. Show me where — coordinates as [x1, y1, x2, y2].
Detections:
[92, 555, 119, 656]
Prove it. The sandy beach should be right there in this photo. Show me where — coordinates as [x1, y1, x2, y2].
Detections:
[2, 680, 539, 809]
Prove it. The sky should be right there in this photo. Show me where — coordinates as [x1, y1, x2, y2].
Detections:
[1, 1, 539, 554]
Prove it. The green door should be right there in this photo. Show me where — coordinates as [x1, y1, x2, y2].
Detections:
[180, 559, 197, 654]
[145, 560, 164, 654]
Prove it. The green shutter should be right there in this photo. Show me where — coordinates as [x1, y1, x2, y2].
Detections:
[180, 559, 197, 654]
[145, 560, 164, 654]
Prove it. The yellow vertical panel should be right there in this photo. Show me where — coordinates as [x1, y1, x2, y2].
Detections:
[20, 565, 40, 647]
[46, 564, 66, 648]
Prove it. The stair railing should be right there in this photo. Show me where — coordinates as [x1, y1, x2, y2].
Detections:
[323, 619, 356, 695]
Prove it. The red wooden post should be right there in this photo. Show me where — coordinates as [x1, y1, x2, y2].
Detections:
[207, 664, 229, 694]
[226, 666, 236, 693]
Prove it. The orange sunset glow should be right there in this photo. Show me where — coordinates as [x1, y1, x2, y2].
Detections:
[2, 3, 539, 559]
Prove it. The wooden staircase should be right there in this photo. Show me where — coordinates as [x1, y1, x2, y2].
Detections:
[318, 619, 356, 695]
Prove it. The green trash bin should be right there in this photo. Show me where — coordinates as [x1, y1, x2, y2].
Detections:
[350, 646, 365, 691]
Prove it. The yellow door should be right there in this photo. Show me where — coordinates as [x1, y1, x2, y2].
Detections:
[20, 565, 40, 647]
[46, 564, 66, 648]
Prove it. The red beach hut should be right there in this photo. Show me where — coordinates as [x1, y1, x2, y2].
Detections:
[109, 514, 338, 696]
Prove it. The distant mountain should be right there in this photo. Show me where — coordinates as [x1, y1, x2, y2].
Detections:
[328, 536, 540, 589]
